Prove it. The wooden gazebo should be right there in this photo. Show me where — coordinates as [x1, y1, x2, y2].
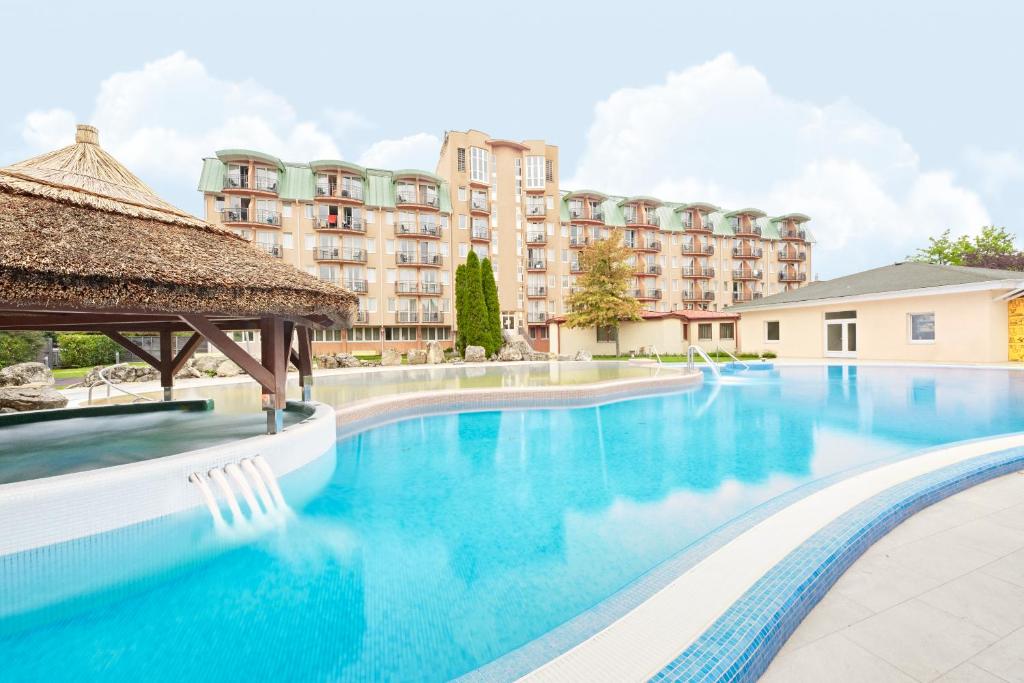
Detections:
[0, 125, 356, 433]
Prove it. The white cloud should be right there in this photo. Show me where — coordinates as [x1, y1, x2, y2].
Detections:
[965, 146, 1024, 195]
[570, 54, 991, 277]
[358, 132, 441, 171]
[21, 108, 76, 149]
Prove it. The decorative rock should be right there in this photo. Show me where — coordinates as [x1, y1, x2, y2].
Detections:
[425, 341, 445, 364]
[0, 385, 68, 412]
[497, 345, 524, 362]
[215, 359, 243, 377]
[318, 354, 338, 369]
[557, 354, 573, 361]
[464, 345, 486, 363]
[192, 354, 226, 374]
[335, 353, 362, 368]
[407, 349, 427, 365]
[0, 407, 16, 414]
[0, 362, 53, 387]
[528, 352, 549, 362]
[573, 350, 593, 362]
[381, 348, 402, 366]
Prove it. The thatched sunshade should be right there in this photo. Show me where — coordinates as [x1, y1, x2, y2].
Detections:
[0, 125, 357, 431]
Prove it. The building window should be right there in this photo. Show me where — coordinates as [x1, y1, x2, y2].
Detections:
[765, 320, 780, 342]
[457, 147, 466, 172]
[719, 322, 735, 340]
[470, 147, 488, 183]
[545, 159, 553, 182]
[596, 325, 618, 343]
[908, 312, 935, 343]
[458, 186, 467, 202]
[525, 156, 545, 189]
[530, 326, 549, 340]
[698, 323, 712, 341]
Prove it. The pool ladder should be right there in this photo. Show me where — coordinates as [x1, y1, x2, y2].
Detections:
[188, 455, 290, 532]
[687, 345, 722, 378]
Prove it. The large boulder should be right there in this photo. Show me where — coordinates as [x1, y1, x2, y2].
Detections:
[573, 350, 593, 362]
[501, 332, 533, 358]
[527, 352, 550, 362]
[464, 345, 487, 363]
[497, 345, 524, 362]
[381, 348, 402, 366]
[0, 385, 68, 412]
[407, 349, 428, 365]
[425, 341, 445, 364]
[335, 353, 362, 368]
[175, 362, 202, 379]
[192, 354, 226, 374]
[0, 362, 53, 387]
[317, 354, 338, 369]
[215, 359, 243, 377]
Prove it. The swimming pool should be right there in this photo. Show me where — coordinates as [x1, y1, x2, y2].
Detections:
[2, 365, 1023, 680]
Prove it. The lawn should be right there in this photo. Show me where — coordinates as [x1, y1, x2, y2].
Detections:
[51, 362, 147, 380]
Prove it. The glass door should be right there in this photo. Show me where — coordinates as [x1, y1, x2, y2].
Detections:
[824, 311, 857, 358]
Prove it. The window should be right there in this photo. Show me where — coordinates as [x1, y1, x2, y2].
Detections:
[457, 147, 466, 172]
[596, 325, 618, 343]
[719, 322, 735, 340]
[698, 323, 712, 341]
[385, 327, 417, 341]
[545, 159, 553, 182]
[525, 155, 545, 189]
[470, 147, 488, 183]
[347, 327, 381, 342]
[458, 186, 467, 202]
[909, 312, 935, 343]
[765, 321, 780, 342]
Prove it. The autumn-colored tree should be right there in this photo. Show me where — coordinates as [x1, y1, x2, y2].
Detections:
[480, 257, 504, 356]
[565, 230, 642, 355]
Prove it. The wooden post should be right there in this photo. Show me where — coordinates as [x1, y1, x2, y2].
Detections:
[260, 316, 286, 434]
[159, 328, 173, 401]
[296, 326, 313, 402]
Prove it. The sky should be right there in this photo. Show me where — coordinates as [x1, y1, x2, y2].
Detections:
[2, 0, 1022, 279]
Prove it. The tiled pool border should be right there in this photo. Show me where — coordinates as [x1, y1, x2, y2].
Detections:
[652, 443, 1024, 682]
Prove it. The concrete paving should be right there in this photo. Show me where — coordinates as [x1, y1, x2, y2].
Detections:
[762, 470, 1024, 682]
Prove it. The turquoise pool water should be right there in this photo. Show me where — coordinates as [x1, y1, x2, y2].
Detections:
[2, 365, 1024, 681]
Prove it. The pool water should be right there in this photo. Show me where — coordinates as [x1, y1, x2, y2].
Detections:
[2, 365, 1024, 681]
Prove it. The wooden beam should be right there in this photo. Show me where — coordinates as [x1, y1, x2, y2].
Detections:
[296, 326, 313, 401]
[159, 329, 173, 390]
[170, 333, 204, 376]
[180, 314, 276, 393]
[104, 332, 161, 369]
[260, 317, 287, 410]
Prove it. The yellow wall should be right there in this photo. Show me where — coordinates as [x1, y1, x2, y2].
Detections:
[1009, 299, 1024, 361]
[550, 318, 737, 356]
[736, 290, 1012, 362]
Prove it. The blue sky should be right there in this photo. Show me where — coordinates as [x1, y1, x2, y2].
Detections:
[2, 0, 1022, 278]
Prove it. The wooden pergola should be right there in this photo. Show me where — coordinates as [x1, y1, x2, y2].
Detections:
[0, 125, 355, 433]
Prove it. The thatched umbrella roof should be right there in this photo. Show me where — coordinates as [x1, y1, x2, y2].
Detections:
[0, 125, 355, 326]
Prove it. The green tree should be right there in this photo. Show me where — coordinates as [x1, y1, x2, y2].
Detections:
[55, 333, 119, 368]
[910, 226, 1016, 265]
[565, 230, 642, 355]
[454, 264, 467, 354]
[480, 257, 503, 356]
[0, 331, 46, 367]
[458, 251, 491, 354]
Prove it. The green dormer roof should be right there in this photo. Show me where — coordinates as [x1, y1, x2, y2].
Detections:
[723, 207, 767, 219]
[215, 149, 285, 170]
[392, 169, 444, 184]
[770, 213, 812, 223]
[308, 159, 366, 176]
[617, 195, 664, 207]
[564, 189, 608, 201]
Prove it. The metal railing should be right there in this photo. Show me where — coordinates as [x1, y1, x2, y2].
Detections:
[569, 236, 589, 247]
[527, 286, 547, 296]
[570, 261, 585, 273]
[731, 269, 763, 279]
[526, 232, 547, 244]
[421, 311, 444, 323]
[396, 311, 419, 323]
[782, 228, 807, 240]
[354, 310, 369, 323]
[527, 312, 548, 323]
[527, 259, 546, 270]
[220, 207, 249, 222]
[732, 246, 763, 258]
[526, 204, 546, 216]
[419, 223, 442, 237]
[779, 271, 808, 282]
[471, 196, 489, 211]
[735, 224, 762, 236]
[397, 252, 443, 266]
[420, 282, 443, 294]
[255, 210, 281, 226]
[87, 364, 157, 405]
[254, 176, 278, 193]
[717, 346, 750, 370]
[340, 183, 364, 200]
[471, 227, 490, 240]
[686, 345, 721, 377]
[257, 242, 282, 257]
[344, 279, 368, 293]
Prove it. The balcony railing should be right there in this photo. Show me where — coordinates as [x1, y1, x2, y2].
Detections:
[315, 216, 364, 232]
[732, 246, 763, 258]
[682, 243, 714, 256]
[527, 286, 546, 297]
[396, 311, 419, 323]
[420, 282, 443, 295]
[526, 232, 547, 244]
[682, 266, 716, 278]
[397, 252, 443, 266]
[732, 291, 764, 303]
[254, 210, 281, 226]
[570, 261, 585, 273]
[526, 204, 546, 217]
[254, 176, 278, 193]
[779, 271, 808, 282]
[344, 279, 368, 293]
[220, 207, 248, 223]
[527, 259, 547, 270]
[317, 247, 367, 262]
[735, 224, 762, 237]
[471, 196, 489, 212]
[631, 289, 662, 300]
[396, 221, 441, 238]
[354, 310, 369, 324]
[569, 236, 589, 247]
[256, 243, 282, 258]
[315, 183, 337, 197]
[471, 227, 490, 241]
[339, 184, 363, 201]
[223, 173, 247, 190]
[640, 240, 662, 252]
[527, 312, 548, 323]
[782, 228, 807, 240]
[731, 269, 763, 280]
[396, 280, 419, 294]
[778, 249, 807, 261]
[638, 264, 662, 275]
[419, 223, 441, 238]
[396, 191, 440, 208]
[421, 311, 444, 323]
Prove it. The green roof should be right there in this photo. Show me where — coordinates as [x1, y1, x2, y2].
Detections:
[723, 207, 767, 219]
[309, 159, 366, 176]
[731, 262, 1024, 311]
[279, 164, 314, 201]
[771, 213, 812, 223]
[366, 170, 396, 209]
[392, 169, 444, 184]
[618, 195, 663, 207]
[564, 189, 608, 201]
[215, 149, 284, 170]
[197, 158, 226, 193]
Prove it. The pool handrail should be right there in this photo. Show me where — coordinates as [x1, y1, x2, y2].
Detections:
[716, 346, 750, 370]
[87, 363, 157, 405]
[687, 345, 722, 377]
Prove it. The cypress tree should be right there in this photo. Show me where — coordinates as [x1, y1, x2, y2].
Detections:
[463, 251, 489, 352]
[454, 264, 467, 354]
[480, 257, 503, 356]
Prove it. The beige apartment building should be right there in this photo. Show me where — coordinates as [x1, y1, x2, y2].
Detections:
[197, 130, 814, 354]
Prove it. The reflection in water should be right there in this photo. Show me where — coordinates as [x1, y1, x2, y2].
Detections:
[3, 366, 1024, 682]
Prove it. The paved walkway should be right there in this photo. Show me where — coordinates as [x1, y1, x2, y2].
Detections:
[762, 470, 1024, 682]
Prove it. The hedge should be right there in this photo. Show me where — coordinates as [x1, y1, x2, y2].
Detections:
[0, 331, 45, 367]
[57, 333, 120, 368]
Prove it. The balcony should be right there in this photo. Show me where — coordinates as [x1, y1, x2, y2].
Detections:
[778, 249, 807, 262]
[339, 184, 364, 201]
[396, 311, 419, 323]
[631, 289, 662, 301]
[397, 252, 443, 267]
[527, 312, 548, 324]
[315, 182, 337, 198]
[420, 282, 443, 295]
[421, 311, 445, 323]
[732, 269, 763, 280]
[570, 207, 604, 223]
[682, 290, 716, 303]
[254, 210, 281, 226]
[315, 216, 365, 232]
[527, 259, 547, 271]
[570, 261, 585, 274]
[256, 243, 282, 258]
[637, 264, 662, 276]
[526, 232, 547, 245]
[527, 286, 547, 297]
[732, 246, 763, 259]
[781, 228, 807, 241]
[471, 227, 490, 241]
[681, 242, 714, 256]
[254, 176, 279, 193]
[569, 236, 589, 248]
[779, 271, 808, 283]
[316, 247, 367, 263]
[735, 224, 762, 237]
[220, 207, 250, 223]
[682, 266, 716, 278]
[223, 173, 248, 190]
[344, 279, 368, 294]
[419, 223, 442, 238]
[525, 204, 546, 219]
[354, 310, 370, 324]
[732, 291, 764, 303]
[396, 190, 440, 209]
[637, 239, 662, 253]
[470, 196, 489, 213]
[686, 219, 713, 233]
[396, 280, 419, 295]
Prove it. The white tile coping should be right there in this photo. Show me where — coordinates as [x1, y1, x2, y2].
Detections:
[519, 432, 1024, 682]
[0, 402, 337, 557]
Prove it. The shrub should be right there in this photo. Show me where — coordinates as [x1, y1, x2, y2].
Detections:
[56, 333, 120, 368]
[0, 331, 46, 367]
[761, 351, 777, 359]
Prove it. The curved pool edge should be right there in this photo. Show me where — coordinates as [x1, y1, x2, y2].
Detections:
[0, 402, 338, 557]
[512, 432, 1024, 683]
[333, 368, 703, 438]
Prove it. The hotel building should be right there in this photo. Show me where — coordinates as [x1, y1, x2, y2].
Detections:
[197, 130, 814, 354]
